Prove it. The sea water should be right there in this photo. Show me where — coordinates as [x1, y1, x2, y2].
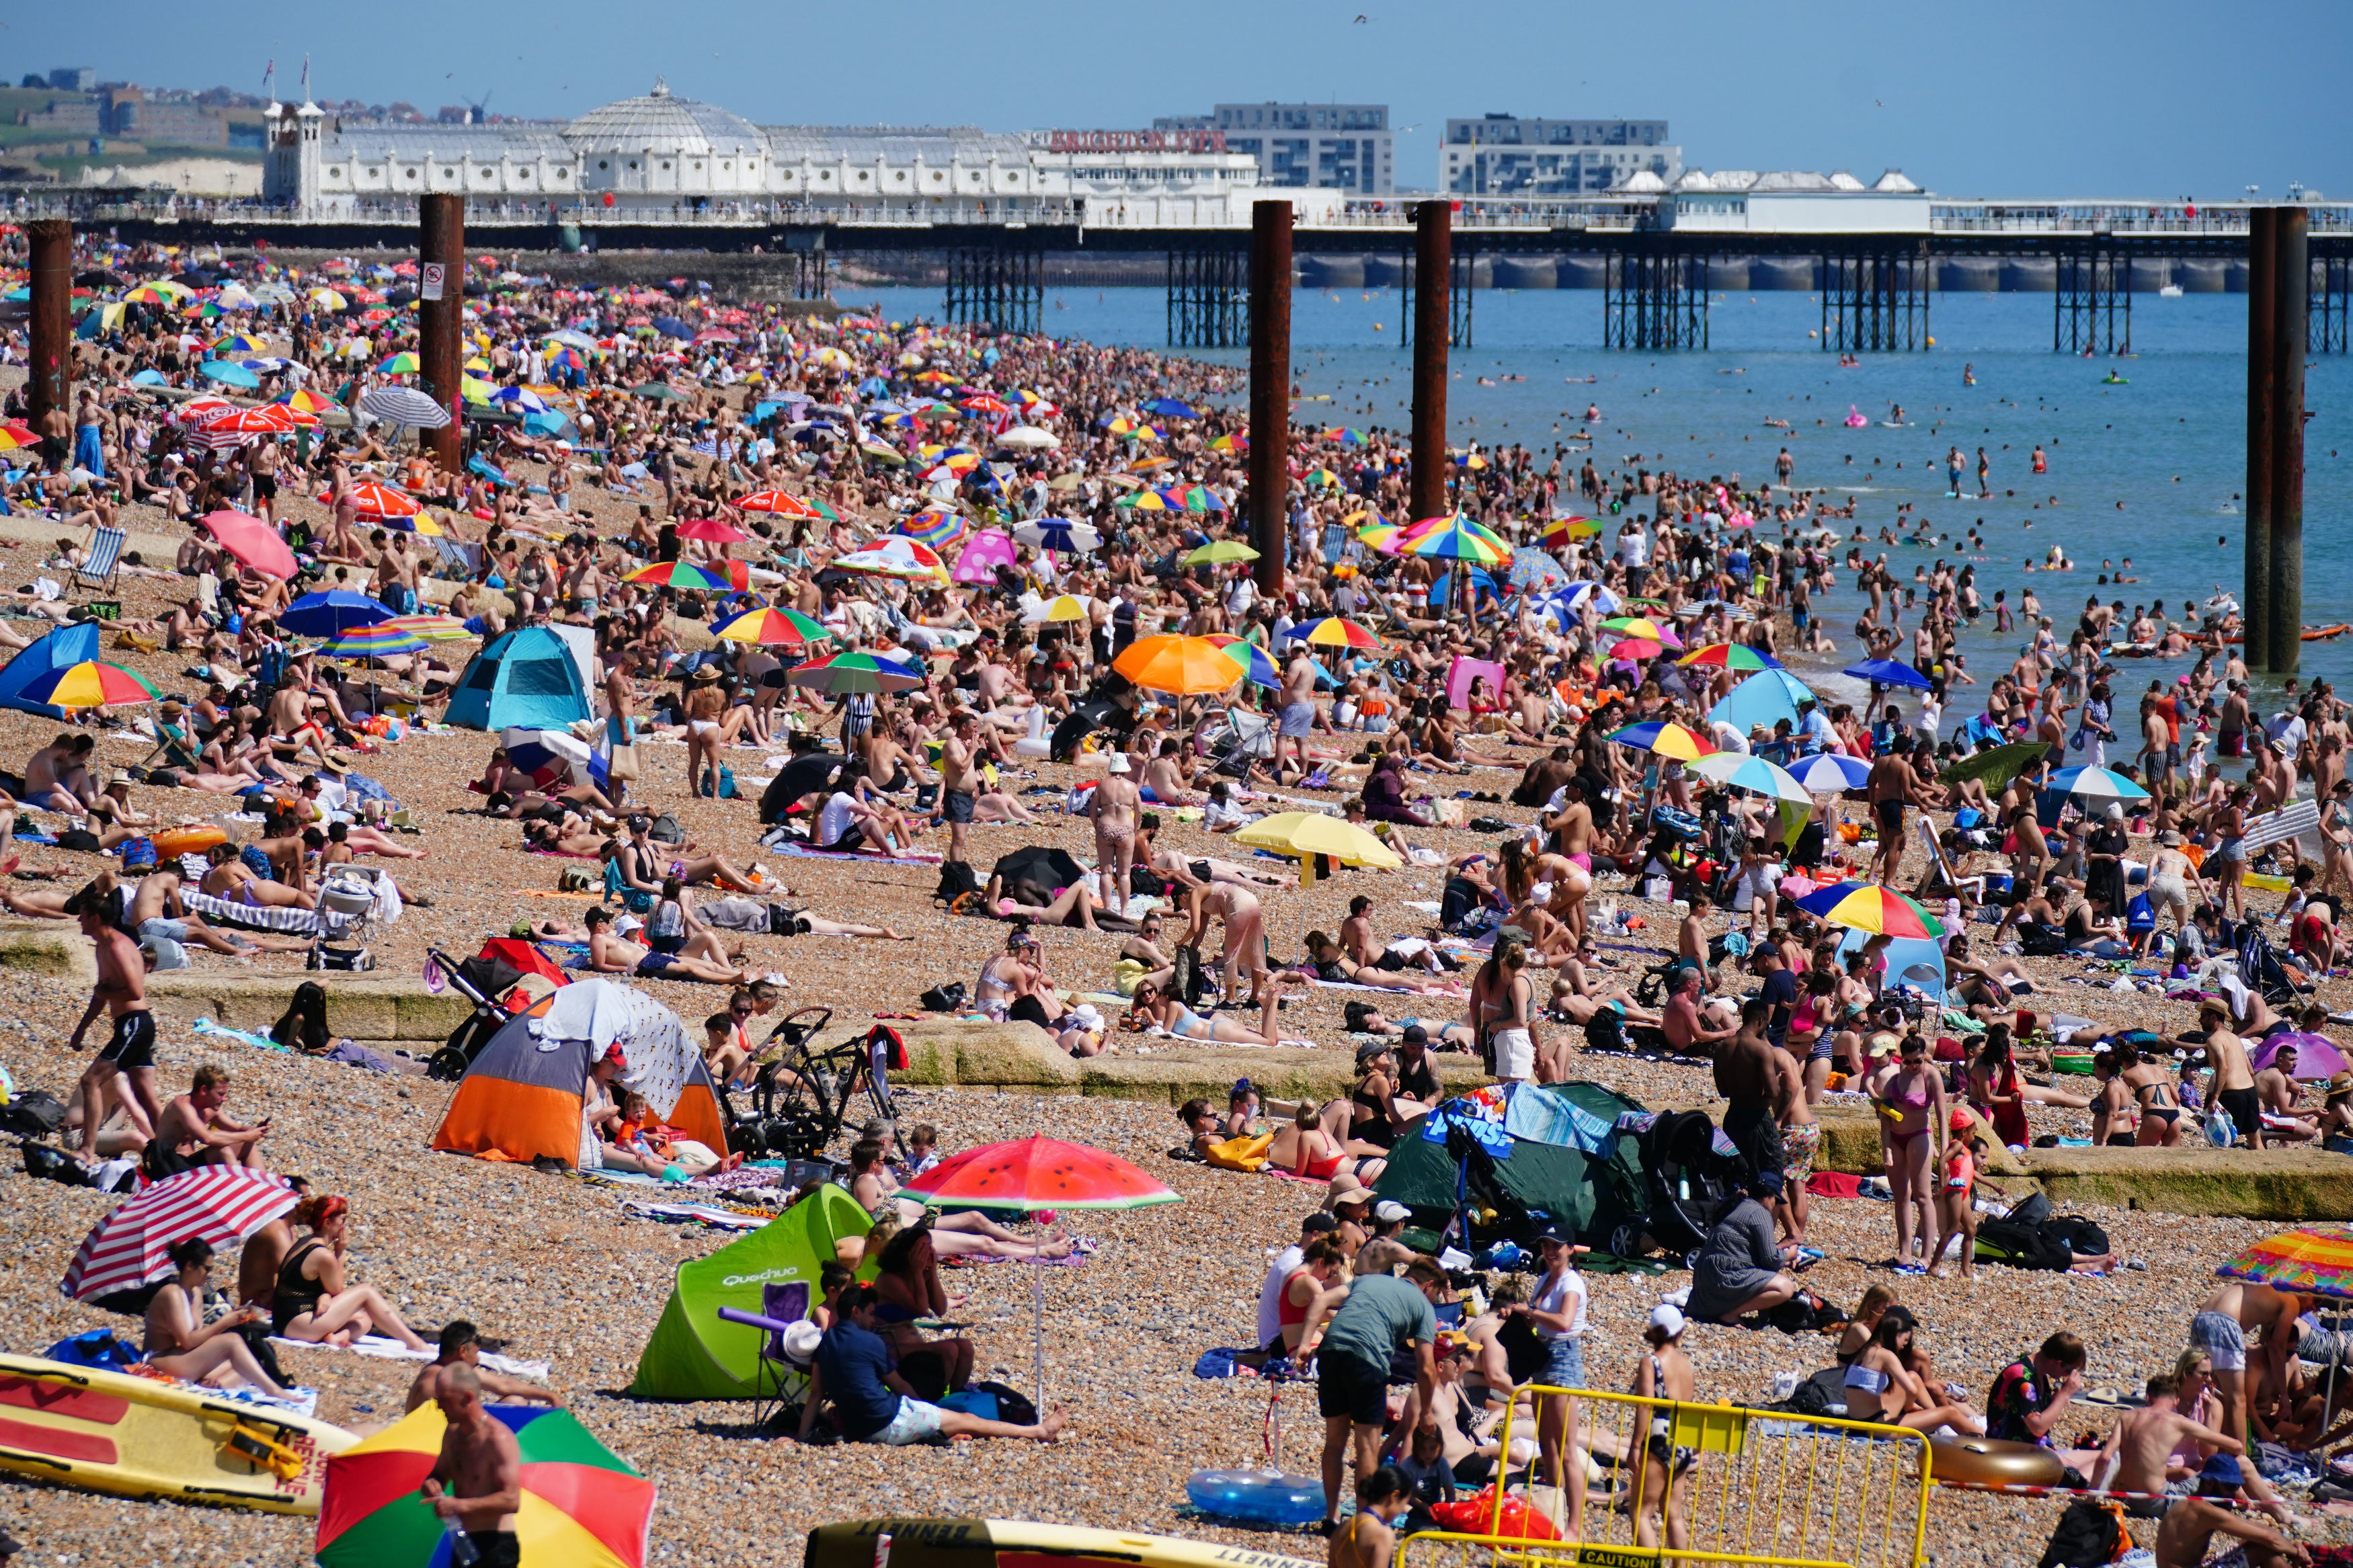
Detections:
[867, 284, 2353, 724]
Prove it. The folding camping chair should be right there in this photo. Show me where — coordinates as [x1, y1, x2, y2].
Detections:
[429, 536, 483, 580]
[74, 523, 125, 618]
[714, 1280, 815, 1430]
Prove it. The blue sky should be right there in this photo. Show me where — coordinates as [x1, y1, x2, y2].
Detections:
[9, 0, 2346, 198]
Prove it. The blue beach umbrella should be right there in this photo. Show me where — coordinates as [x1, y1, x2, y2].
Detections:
[1550, 581, 1622, 616]
[1507, 546, 1566, 593]
[278, 590, 395, 638]
[1843, 658, 1933, 691]
[1708, 667, 1817, 735]
[197, 360, 260, 388]
[1141, 397, 1201, 419]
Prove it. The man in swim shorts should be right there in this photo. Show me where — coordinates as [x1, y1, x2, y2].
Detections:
[67, 879, 161, 1165]
[584, 907, 756, 987]
[1275, 645, 1320, 778]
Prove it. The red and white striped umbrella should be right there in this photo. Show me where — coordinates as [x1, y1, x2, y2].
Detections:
[60, 1165, 298, 1302]
[190, 403, 311, 449]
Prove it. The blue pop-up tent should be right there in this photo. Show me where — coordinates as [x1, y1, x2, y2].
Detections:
[0, 622, 100, 720]
[444, 626, 591, 731]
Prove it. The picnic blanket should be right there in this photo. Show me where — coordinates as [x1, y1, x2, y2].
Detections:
[768, 839, 943, 868]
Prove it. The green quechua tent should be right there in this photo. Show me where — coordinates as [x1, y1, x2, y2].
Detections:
[629, 1184, 873, 1400]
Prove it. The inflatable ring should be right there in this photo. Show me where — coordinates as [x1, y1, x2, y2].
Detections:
[1925, 1437, 2065, 1487]
[152, 825, 228, 860]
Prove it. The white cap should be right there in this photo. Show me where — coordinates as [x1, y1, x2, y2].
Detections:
[1648, 1303, 1687, 1338]
[1372, 1200, 1411, 1224]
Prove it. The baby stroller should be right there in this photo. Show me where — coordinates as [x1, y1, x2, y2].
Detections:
[421, 942, 567, 1082]
[1617, 1109, 1748, 1260]
[1200, 706, 1276, 781]
[2235, 922, 2309, 1010]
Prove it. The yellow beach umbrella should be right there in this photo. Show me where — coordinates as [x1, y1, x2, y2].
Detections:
[1234, 811, 1404, 886]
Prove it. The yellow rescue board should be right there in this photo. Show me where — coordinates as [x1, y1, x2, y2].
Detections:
[0, 1353, 356, 1515]
[806, 1519, 1322, 1568]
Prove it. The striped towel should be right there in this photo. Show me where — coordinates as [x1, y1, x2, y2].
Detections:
[180, 888, 354, 938]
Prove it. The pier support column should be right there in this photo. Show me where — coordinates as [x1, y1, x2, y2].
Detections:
[1410, 201, 1451, 525]
[417, 194, 466, 474]
[1168, 241, 1244, 349]
[2245, 210, 2276, 670]
[2269, 208, 2308, 675]
[26, 219, 72, 435]
[1247, 200, 1292, 600]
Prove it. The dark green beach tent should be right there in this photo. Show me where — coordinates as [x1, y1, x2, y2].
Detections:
[1374, 1081, 1648, 1245]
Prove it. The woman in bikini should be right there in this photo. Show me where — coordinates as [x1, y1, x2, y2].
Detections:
[1630, 1305, 1699, 1559]
[1277, 932, 1454, 995]
[1275, 1236, 1349, 1357]
[270, 1194, 430, 1351]
[143, 1237, 300, 1402]
[200, 841, 317, 910]
[680, 665, 731, 802]
[2116, 1037, 2186, 1148]
[1128, 978, 1281, 1047]
[1264, 1097, 1387, 1186]
[1840, 1307, 1985, 1434]
[1876, 1034, 1946, 1276]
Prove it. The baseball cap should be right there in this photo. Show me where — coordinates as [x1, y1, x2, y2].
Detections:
[1300, 1212, 1340, 1236]
[1867, 1032, 1901, 1057]
[1372, 1200, 1411, 1225]
[1949, 1108, 1975, 1134]
[1647, 1303, 1687, 1338]
[1401, 1024, 1429, 1047]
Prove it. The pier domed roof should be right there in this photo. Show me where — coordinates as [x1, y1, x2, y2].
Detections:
[566, 79, 768, 160]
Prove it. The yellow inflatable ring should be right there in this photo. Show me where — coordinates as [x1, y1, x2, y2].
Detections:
[1925, 1437, 2065, 1487]
[153, 825, 228, 860]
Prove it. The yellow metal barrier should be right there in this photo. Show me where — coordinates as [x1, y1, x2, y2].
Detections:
[1398, 1385, 1933, 1568]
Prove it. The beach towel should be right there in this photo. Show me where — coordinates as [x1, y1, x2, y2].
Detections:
[268, 1333, 549, 1380]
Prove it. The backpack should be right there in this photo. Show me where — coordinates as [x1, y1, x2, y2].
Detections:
[918, 981, 968, 1014]
[0, 1088, 68, 1137]
[1975, 1216, 2077, 1272]
[647, 813, 687, 845]
[932, 861, 982, 904]
[2038, 1498, 2128, 1568]
[1583, 1008, 1630, 1055]
[1786, 1364, 1849, 1418]
[2019, 923, 2069, 957]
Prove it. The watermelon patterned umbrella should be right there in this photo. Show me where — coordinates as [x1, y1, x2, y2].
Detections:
[315, 1402, 655, 1568]
[901, 1134, 1179, 1212]
[902, 1135, 1179, 1408]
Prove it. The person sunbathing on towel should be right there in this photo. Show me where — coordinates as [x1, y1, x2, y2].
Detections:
[406, 1321, 563, 1413]
[270, 1194, 431, 1351]
[131, 868, 314, 956]
[1275, 932, 1455, 994]
[616, 815, 766, 895]
[584, 905, 757, 986]
[200, 842, 317, 910]
[526, 820, 610, 858]
[1127, 977, 1284, 1046]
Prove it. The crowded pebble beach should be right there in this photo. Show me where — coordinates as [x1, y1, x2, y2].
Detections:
[0, 227, 2348, 1568]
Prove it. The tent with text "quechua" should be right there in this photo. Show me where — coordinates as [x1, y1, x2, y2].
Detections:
[444, 624, 591, 731]
[629, 1184, 873, 1401]
[432, 980, 725, 1166]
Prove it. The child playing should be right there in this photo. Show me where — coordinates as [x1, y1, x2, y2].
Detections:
[1937, 1112, 1981, 1280]
[1392, 1423, 1458, 1538]
[1330, 1467, 1412, 1568]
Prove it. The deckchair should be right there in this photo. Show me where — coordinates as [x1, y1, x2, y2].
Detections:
[75, 523, 126, 614]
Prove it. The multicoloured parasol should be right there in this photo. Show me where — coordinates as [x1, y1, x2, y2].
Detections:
[709, 606, 832, 648]
[2215, 1225, 2353, 1298]
[13, 659, 159, 710]
[1283, 616, 1388, 652]
[315, 1403, 655, 1568]
[1795, 881, 1948, 939]
[1678, 643, 1784, 672]
[621, 561, 732, 592]
[788, 651, 925, 694]
[1603, 721, 1718, 761]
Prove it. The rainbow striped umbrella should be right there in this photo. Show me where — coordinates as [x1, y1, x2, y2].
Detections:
[210, 331, 268, 354]
[1795, 881, 1948, 939]
[1405, 516, 1511, 565]
[1205, 634, 1280, 690]
[710, 606, 832, 648]
[1284, 616, 1388, 652]
[622, 561, 733, 592]
[317, 626, 430, 659]
[1304, 467, 1342, 488]
[1678, 643, 1784, 672]
[376, 614, 476, 643]
[896, 510, 969, 549]
[315, 1403, 655, 1568]
[1604, 720, 1718, 761]
[372, 350, 420, 374]
[14, 660, 159, 710]
[2215, 1225, 2353, 1298]
[276, 388, 339, 415]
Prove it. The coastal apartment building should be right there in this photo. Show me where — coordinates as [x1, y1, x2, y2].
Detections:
[1441, 114, 1681, 196]
[1152, 103, 1394, 195]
